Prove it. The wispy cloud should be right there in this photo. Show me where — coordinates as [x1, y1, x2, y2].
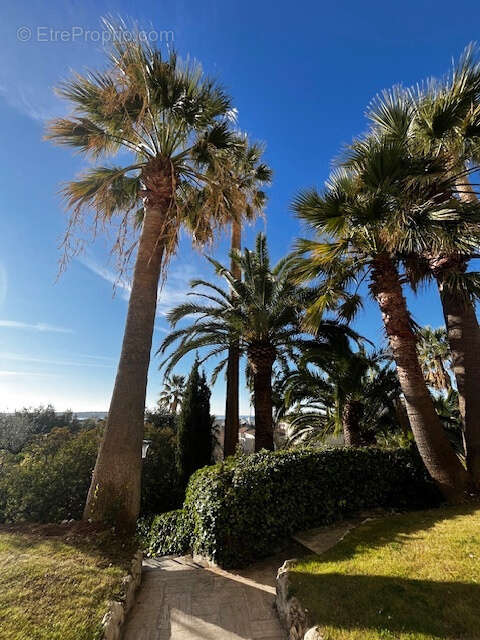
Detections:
[78, 256, 132, 301]
[0, 352, 112, 369]
[78, 254, 201, 317]
[0, 84, 56, 122]
[0, 320, 73, 334]
[0, 370, 55, 377]
[69, 352, 116, 362]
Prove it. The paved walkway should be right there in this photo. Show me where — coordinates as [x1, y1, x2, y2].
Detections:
[122, 554, 288, 639]
[122, 519, 368, 640]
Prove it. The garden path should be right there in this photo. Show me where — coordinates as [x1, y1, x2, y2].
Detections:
[122, 519, 364, 640]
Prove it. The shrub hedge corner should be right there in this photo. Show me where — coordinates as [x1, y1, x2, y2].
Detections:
[145, 446, 440, 568]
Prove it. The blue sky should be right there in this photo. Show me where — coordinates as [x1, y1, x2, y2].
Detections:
[0, 0, 479, 414]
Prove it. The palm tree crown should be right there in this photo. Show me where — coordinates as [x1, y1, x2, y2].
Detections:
[280, 346, 400, 447]
[417, 326, 452, 392]
[158, 374, 186, 413]
[47, 24, 238, 267]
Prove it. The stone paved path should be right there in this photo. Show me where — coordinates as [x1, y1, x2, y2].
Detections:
[122, 519, 369, 640]
[122, 554, 289, 639]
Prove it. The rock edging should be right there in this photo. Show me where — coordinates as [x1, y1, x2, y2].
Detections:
[101, 550, 143, 640]
[276, 559, 323, 640]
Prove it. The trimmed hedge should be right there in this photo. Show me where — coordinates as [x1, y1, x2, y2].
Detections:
[145, 446, 440, 568]
[143, 509, 192, 556]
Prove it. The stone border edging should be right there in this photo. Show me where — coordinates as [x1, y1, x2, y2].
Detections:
[276, 559, 313, 639]
[101, 549, 143, 640]
[276, 516, 381, 639]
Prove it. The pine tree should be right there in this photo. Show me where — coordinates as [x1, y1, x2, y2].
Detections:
[176, 358, 213, 485]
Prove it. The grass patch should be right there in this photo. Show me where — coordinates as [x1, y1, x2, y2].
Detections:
[0, 521, 137, 640]
[290, 504, 480, 640]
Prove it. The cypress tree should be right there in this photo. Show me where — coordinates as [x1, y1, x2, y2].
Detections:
[176, 357, 213, 485]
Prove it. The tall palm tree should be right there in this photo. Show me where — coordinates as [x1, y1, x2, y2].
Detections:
[413, 48, 480, 486]
[417, 326, 453, 392]
[159, 233, 301, 450]
[159, 234, 355, 450]
[222, 138, 272, 456]
[46, 28, 238, 529]
[158, 374, 185, 414]
[367, 53, 480, 486]
[293, 135, 469, 499]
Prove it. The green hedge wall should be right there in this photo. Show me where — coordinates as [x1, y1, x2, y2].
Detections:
[142, 509, 192, 556]
[146, 446, 440, 568]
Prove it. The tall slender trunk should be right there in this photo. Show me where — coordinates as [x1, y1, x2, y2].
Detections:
[248, 343, 275, 451]
[371, 254, 468, 500]
[171, 397, 179, 415]
[429, 174, 480, 488]
[342, 399, 363, 446]
[84, 159, 173, 531]
[224, 219, 242, 457]
[434, 356, 452, 392]
[433, 262, 480, 488]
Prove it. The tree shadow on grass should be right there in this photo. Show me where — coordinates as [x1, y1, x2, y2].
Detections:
[320, 503, 480, 564]
[292, 572, 480, 638]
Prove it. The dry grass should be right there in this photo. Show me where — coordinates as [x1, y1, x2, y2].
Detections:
[290, 504, 480, 640]
[0, 521, 136, 640]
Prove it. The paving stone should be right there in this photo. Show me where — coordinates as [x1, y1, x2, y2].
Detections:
[123, 555, 289, 640]
[250, 618, 285, 638]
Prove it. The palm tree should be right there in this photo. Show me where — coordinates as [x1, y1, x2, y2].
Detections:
[159, 233, 354, 451]
[417, 326, 453, 392]
[367, 53, 480, 486]
[158, 374, 185, 414]
[222, 138, 272, 456]
[413, 48, 480, 486]
[281, 346, 401, 447]
[159, 233, 302, 450]
[46, 27, 238, 529]
[293, 135, 469, 499]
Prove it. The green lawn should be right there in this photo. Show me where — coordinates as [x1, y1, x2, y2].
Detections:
[290, 504, 480, 640]
[0, 522, 136, 640]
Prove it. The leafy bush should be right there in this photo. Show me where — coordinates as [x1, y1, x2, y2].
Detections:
[147, 446, 441, 568]
[141, 425, 184, 516]
[0, 414, 184, 524]
[142, 509, 192, 556]
[0, 427, 100, 523]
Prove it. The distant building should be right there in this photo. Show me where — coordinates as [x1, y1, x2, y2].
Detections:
[211, 417, 288, 459]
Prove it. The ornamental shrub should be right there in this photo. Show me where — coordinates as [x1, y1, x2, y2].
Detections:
[141, 425, 183, 516]
[176, 358, 213, 487]
[0, 427, 100, 523]
[147, 445, 441, 568]
[143, 509, 192, 556]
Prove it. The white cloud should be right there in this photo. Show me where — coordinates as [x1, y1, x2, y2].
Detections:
[0, 352, 112, 369]
[78, 256, 132, 301]
[0, 320, 73, 334]
[78, 254, 200, 317]
[0, 370, 55, 377]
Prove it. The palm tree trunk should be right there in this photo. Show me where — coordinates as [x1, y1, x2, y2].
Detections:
[429, 174, 480, 488]
[248, 343, 275, 451]
[342, 399, 363, 446]
[371, 254, 468, 500]
[224, 219, 242, 457]
[435, 356, 452, 392]
[435, 275, 480, 488]
[84, 160, 173, 531]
